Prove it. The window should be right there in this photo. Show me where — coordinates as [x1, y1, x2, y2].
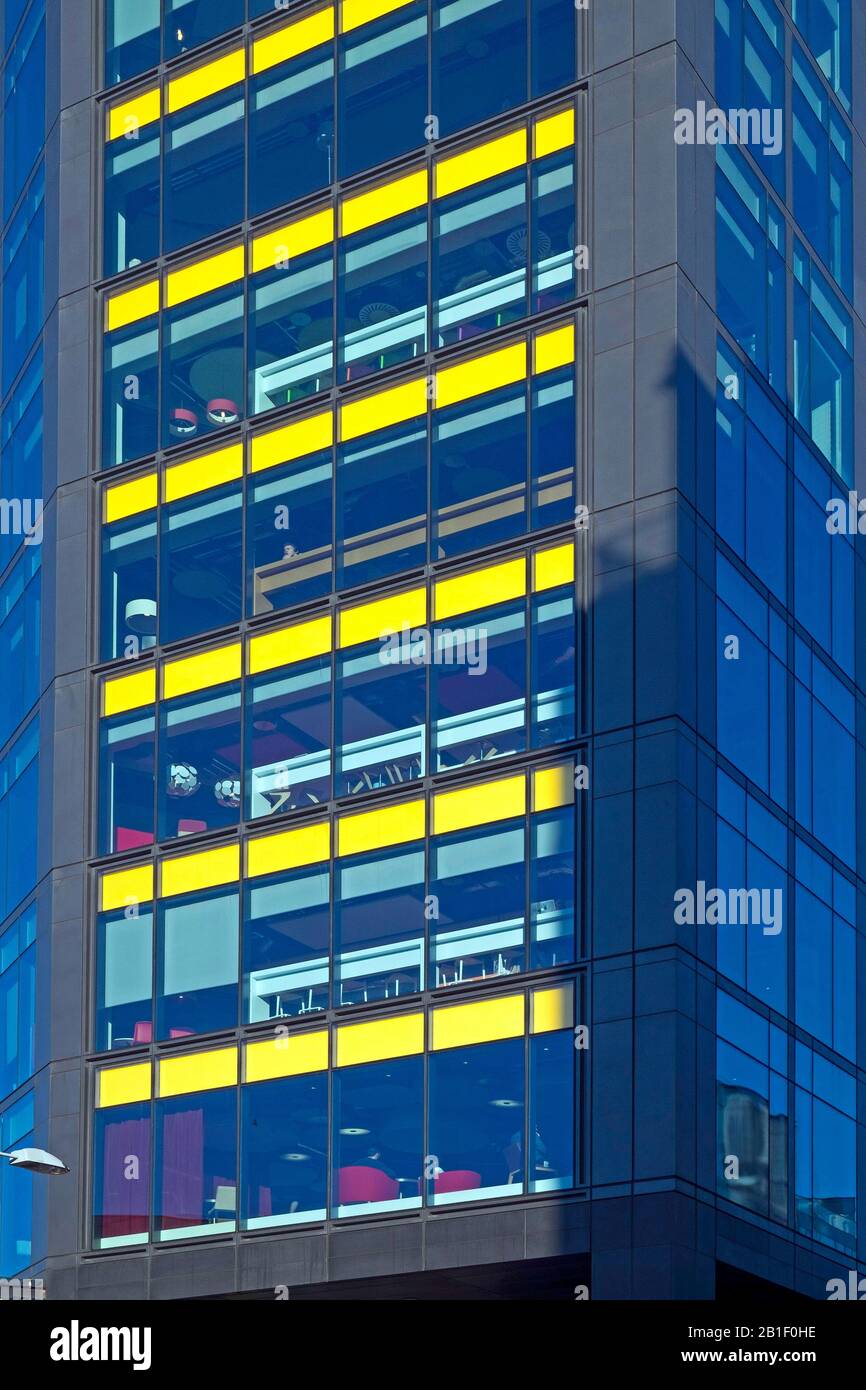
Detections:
[338, 0, 427, 179]
[531, 0, 576, 98]
[792, 0, 851, 109]
[715, 342, 787, 603]
[164, 0, 244, 62]
[101, 509, 158, 663]
[793, 242, 852, 482]
[93, 1101, 151, 1248]
[241, 1074, 327, 1228]
[163, 283, 244, 450]
[532, 146, 576, 313]
[793, 434, 853, 676]
[243, 864, 329, 1021]
[157, 682, 242, 842]
[247, 449, 333, 615]
[164, 85, 245, 254]
[434, 169, 527, 348]
[432, 599, 526, 771]
[249, 39, 335, 217]
[0, 353, 42, 576]
[0, 903, 35, 1101]
[334, 841, 425, 1005]
[2, 165, 44, 397]
[102, 314, 159, 469]
[716, 555, 787, 808]
[96, 905, 154, 1053]
[428, 1036, 525, 1202]
[531, 364, 575, 530]
[338, 208, 427, 385]
[429, 820, 526, 985]
[248, 245, 334, 414]
[530, 804, 576, 968]
[99, 705, 156, 856]
[792, 45, 852, 294]
[714, 0, 785, 195]
[0, 1092, 34, 1274]
[715, 145, 785, 395]
[0, 548, 40, 749]
[432, 383, 528, 560]
[795, 1042, 856, 1252]
[105, 0, 160, 85]
[336, 638, 426, 796]
[246, 656, 331, 820]
[432, 0, 525, 138]
[154, 1086, 237, 1238]
[716, 772, 787, 1013]
[104, 122, 160, 277]
[0, 721, 38, 924]
[2, 2, 45, 222]
[160, 481, 243, 645]
[716, 991, 788, 1223]
[157, 885, 239, 1038]
[336, 418, 427, 588]
[532, 583, 575, 747]
[332, 1054, 423, 1215]
[794, 841, 855, 1061]
[793, 637, 855, 867]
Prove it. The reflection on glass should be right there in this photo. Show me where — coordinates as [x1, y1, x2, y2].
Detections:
[332, 1055, 423, 1215]
[244, 865, 329, 1021]
[241, 1074, 327, 1228]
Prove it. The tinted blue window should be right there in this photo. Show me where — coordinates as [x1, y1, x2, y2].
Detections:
[792, 0, 851, 109]
[164, 0, 244, 61]
[243, 864, 329, 1021]
[164, 87, 245, 254]
[2, 166, 44, 397]
[105, 0, 160, 86]
[338, 0, 427, 178]
[792, 45, 852, 294]
[793, 244, 852, 482]
[156, 886, 239, 1038]
[104, 124, 160, 277]
[332, 1055, 423, 1216]
[249, 42, 335, 217]
[715, 146, 785, 395]
[241, 1074, 327, 1228]
[155, 1087, 237, 1237]
[433, 0, 526, 138]
[714, 0, 785, 196]
[2, 4, 44, 222]
[531, 0, 575, 97]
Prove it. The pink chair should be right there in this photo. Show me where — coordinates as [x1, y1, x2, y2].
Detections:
[132, 1021, 152, 1044]
[338, 1166, 399, 1204]
[169, 1028, 194, 1039]
[177, 818, 207, 836]
[115, 827, 153, 852]
[433, 1170, 482, 1195]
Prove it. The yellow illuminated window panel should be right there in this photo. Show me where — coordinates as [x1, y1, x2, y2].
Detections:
[250, 410, 333, 473]
[252, 7, 335, 75]
[107, 88, 161, 142]
[246, 821, 330, 878]
[102, 667, 156, 717]
[435, 341, 526, 410]
[162, 643, 242, 700]
[341, 0, 417, 33]
[341, 168, 427, 237]
[247, 614, 332, 675]
[338, 586, 426, 648]
[100, 864, 155, 914]
[165, 245, 245, 309]
[251, 207, 334, 273]
[337, 799, 425, 857]
[245, 1030, 328, 1082]
[434, 127, 527, 199]
[167, 49, 246, 115]
[336, 1012, 424, 1066]
[105, 280, 159, 333]
[534, 322, 575, 375]
[104, 473, 158, 524]
[163, 444, 243, 505]
[434, 555, 526, 621]
[533, 542, 575, 593]
[160, 844, 240, 899]
[533, 107, 575, 160]
[532, 763, 575, 813]
[530, 982, 574, 1034]
[340, 376, 428, 442]
[159, 1047, 238, 1097]
[433, 773, 526, 836]
[97, 1062, 152, 1109]
[432, 994, 524, 1050]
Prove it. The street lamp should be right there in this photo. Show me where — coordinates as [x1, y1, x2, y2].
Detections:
[0, 1147, 69, 1176]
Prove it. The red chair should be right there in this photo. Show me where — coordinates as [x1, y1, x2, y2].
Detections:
[433, 1170, 482, 1194]
[337, 1166, 399, 1204]
[169, 1028, 194, 1039]
[132, 1021, 152, 1044]
[177, 818, 207, 836]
